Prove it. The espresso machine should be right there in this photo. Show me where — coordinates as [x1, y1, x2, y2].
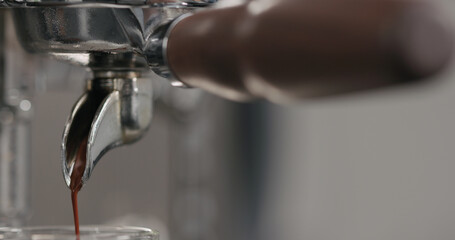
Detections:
[0, 0, 452, 239]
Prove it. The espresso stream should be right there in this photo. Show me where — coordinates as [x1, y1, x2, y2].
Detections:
[70, 137, 88, 236]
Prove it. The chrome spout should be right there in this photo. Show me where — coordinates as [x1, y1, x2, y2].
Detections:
[62, 72, 152, 188]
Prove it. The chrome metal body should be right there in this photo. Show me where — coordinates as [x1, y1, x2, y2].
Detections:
[145, 13, 192, 87]
[12, 6, 196, 72]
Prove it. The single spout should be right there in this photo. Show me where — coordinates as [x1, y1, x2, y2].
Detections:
[62, 72, 152, 188]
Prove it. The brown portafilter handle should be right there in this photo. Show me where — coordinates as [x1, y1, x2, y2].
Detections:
[166, 0, 453, 101]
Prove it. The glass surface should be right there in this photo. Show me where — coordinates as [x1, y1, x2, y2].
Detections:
[0, 226, 159, 240]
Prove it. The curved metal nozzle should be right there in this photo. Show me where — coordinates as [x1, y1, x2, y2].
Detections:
[62, 72, 153, 189]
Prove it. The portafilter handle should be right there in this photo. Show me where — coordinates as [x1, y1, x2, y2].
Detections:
[151, 0, 453, 102]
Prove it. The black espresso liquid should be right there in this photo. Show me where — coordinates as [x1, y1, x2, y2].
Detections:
[70, 137, 88, 236]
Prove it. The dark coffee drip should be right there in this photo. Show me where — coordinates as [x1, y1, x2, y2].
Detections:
[70, 137, 88, 236]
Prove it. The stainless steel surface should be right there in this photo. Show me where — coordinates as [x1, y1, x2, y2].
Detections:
[62, 73, 153, 188]
[145, 13, 192, 88]
[12, 4, 209, 72]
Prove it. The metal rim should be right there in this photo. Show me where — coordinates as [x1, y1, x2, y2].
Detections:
[0, 226, 159, 240]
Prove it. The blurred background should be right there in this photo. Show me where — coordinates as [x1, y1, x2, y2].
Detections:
[1, 0, 455, 240]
